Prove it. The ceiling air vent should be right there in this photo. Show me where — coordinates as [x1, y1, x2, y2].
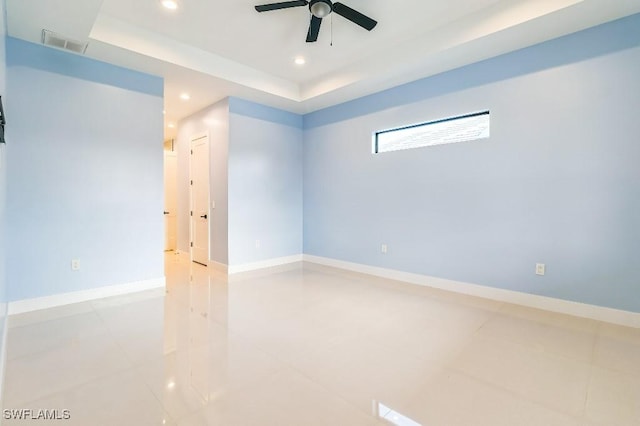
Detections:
[41, 30, 88, 54]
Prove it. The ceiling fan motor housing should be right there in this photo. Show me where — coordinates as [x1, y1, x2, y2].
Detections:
[309, 0, 332, 18]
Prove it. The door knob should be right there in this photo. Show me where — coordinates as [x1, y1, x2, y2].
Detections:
[200, 214, 208, 219]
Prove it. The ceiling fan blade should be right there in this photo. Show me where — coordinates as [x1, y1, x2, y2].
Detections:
[332, 3, 377, 31]
[255, 1, 308, 12]
[306, 15, 322, 42]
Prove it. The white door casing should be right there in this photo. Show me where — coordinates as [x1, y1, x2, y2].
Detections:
[190, 133, 210, 265]
[163, 150, 178, 251]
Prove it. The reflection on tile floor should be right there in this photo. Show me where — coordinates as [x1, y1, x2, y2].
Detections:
[2, 253, 639, 425]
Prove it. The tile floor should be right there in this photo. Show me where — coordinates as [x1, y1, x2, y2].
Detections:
[1, 253, 639, 425]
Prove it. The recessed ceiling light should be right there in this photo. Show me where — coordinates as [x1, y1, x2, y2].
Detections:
[294, 57, 306, 65]
[168, 123, 175, 128]
[161, 0, 178, 10]
[180, 93, 190, 100]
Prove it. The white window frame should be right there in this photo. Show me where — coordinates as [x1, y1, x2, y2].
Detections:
[374, 110, 490, 154]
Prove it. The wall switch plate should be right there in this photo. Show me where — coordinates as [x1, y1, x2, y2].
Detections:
[71, 259, 80, 271]
[381, 244, 388, 254]
[536, 263, 545, 276]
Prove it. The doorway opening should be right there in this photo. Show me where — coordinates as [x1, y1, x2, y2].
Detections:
[189, 133, 210, 266]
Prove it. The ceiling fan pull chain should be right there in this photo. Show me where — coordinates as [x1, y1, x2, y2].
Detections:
[330, 13, 333, 46]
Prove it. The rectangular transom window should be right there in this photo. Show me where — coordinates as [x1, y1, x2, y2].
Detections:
[374, 110, 490, 154]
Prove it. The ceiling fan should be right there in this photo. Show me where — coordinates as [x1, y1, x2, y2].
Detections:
[254, 0, 377, 43]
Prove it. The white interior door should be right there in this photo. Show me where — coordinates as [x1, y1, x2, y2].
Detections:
[163, 150, 178, 251]
[190, 134, 210, 265]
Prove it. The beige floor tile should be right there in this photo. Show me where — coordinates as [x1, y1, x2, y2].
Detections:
[3, 370, 173, 426]
[95, 296, 166, 336]
[89, 287, 167, 310]
[136, 337, 286, 420]
[3, 333, 132, 406]
[95, 297, 169, 365]
[229, 311, 347, 365]
[476, 313, 597, 362]
[288, 335, 442, 414]
[451, 335, 591, 417]
[2, 253, 637, 426]
[8, 302, 94, 329]
[177, 368, 383, 426]
[585, 366, 640, 425]
[404, 370, 582, 426]
[499, 303, 600, 333]
[598, 322, 640, 344]
[594, 324, 640, 377]
[6, 311, 111, 360]
[134, 351, 214, 420]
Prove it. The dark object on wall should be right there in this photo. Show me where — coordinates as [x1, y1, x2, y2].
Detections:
[0, 96, 5, 144]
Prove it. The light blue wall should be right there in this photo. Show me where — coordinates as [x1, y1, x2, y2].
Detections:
[176, 98, 229, 264]
[228, 97, 303, 265]
[6, 37, 165, 301]
[0, 0, 8, 401]
[303, 14, 640, 313]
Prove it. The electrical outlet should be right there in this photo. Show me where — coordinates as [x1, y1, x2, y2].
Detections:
[255, 240, 261, 249]
[381, 244, 388, 254]
[536, 263, 545, 276]
[71, 259, 81, 271]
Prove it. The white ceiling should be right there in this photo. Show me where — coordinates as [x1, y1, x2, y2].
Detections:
[6, 0, 640, 140]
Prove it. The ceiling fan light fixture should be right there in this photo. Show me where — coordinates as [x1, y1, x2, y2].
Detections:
[310, 0, 332, 18]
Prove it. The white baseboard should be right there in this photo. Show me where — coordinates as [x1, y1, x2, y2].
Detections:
[7, 277, 166, 316]
[303, 255, 640, 329]
[228, 254, 303, 274]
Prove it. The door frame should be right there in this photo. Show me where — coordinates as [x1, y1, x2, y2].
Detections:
[189, 132, 210, 265]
